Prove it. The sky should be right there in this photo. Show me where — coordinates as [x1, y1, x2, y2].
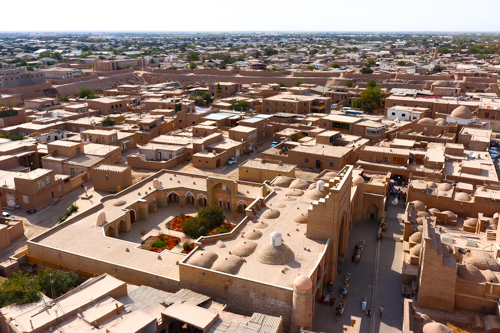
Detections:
[1, 0, 500, 33]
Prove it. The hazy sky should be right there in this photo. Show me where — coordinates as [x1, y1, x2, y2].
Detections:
[2, 0, 499, 32]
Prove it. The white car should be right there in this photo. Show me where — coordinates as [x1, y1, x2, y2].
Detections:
[227, 157, 238, 165]
[2, 212, 12, 218]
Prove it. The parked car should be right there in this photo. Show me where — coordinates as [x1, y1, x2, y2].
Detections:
[227, 157, 238, 165]
[270, 141, 280, 147]
[2, 212, 12, 218]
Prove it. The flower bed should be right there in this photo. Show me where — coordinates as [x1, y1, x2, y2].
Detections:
[166, 216, 236, 236]
[141, 235, 181, 253]
[207, 223, 235, 236]
[181, 243, 195, 254]
[168, 216, 192, 232]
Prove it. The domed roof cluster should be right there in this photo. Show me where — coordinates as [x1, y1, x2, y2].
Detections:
[457, 264, 484, 282]
[467, 256, 500, 271]
[482, 270, 499, 283]
[410, 244, 422, 257]
[464, 218, 478, 228]
[306, 189, 322, 200]
[293, 212, 308, 224]
[442, 211, 457, 220]
[435, 118, 448, 126]
[412, 200, 426, 211]
[212, 254, 244, 274]
[423, 322, 452, 333]
[418, 118, 436, 126]
[288, 179, 309, 190]
[244, 229, 263, 240]
[450, 105, 473, 119]
[231, 241, 258, 257]
[455, 192, 471, 202]
[188, 251, 219, 269]
[262, 209, 280, 219]
[437, 183, 453, 191]
[273, 176, 293, 188]
[286, 189, 304, 197]
[428, 208, 440, 216]
[427, 181, 437, 189]
[256, 242, 294, 265]
[409, 232, 422, 244]
[353, 175, 365, 184]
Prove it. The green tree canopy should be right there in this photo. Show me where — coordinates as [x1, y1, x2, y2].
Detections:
[396, 61, 407, 66]
[344, 80, 354, 88]
[101, 116, 115, 126]
[294, 80, 303, 87]
[360, 66, 373, 74]
[355, 83, 384, 113]
[433, 64, 443, 72]
[189, 62, 197, 69]
[78, 88, 96, 99]
[186, 52, 200, 62]
[229, 100, 249, 111]
[366, 58, 376, 66]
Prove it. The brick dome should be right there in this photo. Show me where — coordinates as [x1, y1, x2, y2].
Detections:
[450, 105, 473, 119]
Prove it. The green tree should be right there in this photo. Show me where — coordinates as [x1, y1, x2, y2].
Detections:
[360, 66, 373, 74]
[306, 65, 316, 70]
[366, 58, 376, 66]
[26, 66, 34, 71]
[433, 65, 443, 72]
[367, 80, 377, 89]
[20, 60, 27, 66]
[101, 116, 115, 126]
[198, 205, 225, 230]
[309, 49, 319, 56]
[219, 63, 226, 69]
[58, 95, 69, 102]
[278, 82, 286, 87]
[397, 61, 407, 66]
[186, 52, 200, 62]
[355, 83, 384, 113]
[78, 88, 96, 99]
[189, 62, 197, 69]
[175, 103, 182, 112]
[182, 216, 210, 239]
[200, 92, 213, 105]
[344, 80, 354, 88]
[331, 63, 341, 68]
[37, 267, 78, 298]
[229, 100, 249, 111]
[0, 272, 41, 306]
[294, 80, 303, 87]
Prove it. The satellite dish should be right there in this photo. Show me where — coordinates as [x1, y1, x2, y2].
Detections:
[307, 121, 312, 126]
[469, 152, 475, 159]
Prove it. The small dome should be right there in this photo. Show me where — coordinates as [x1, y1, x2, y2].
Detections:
[293, 212, 308, 224]
[306, 189, 322, 200]
[455, 192, 471, 202]
[482, 270, 499, 283]
[450, 105, 473, 119]
[464, 218, 478, 228]
[286, 189, 304, 197]
[323, 171, 338, 179]
[294, 275, 313, 290]
[418, 118, 436, 125]
[244, 229, 263, 240]
[442, 211, 457, 220]
[273, 176, 293, 188]
[417, 211, 431, 218]
[113, 200, 127, 207]
[188, 251, 218, 269]
[410, 244, 422, 257]
[153, 179, 162, 189]
[212, 254, 244, 274]
[275, 203, 286, 208]
[416, 217, 426, 225]
[95, 212, 107, 226]
[423, 322, 452, 333]
[308, 183, 316, 190]
[435, 118, 448, 126]
[409, 232, 422, 244]
[254, 221, 269, 229]
[427, 181, 437, 189]
[437, 183, 453, 191]
[467, 257, 500, 271]
[353, 175, 365, 184]
[216, 240, 226, 248]
[412, 200, 426, 211]
[262, 209, 280, 219]
[457, 264, 484, 282]
[428, 208, 440, 216]
[256, 242, 294, 265]
[288, 179, 309, 190]
[232, 241, 258, 257]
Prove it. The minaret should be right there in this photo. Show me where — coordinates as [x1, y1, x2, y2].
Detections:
[433, 46, 439, 61]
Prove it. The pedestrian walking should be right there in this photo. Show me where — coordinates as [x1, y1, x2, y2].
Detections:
[379, 306, 384, 317]
[351, 255, 355, 262]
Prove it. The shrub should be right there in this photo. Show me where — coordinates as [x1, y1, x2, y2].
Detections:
[140, 228, 147, 235]
[182, 242, 192, 251]
[152, 240, 169, 248]
[58, 95, 69, 102]
[68, 203, 78, 214]
[198, 205, 225, 230]
[182, 216, 209, 239]
[37, 267, 78, 298]
[0, 272, 41, 306]
[220, 228, 229, 234]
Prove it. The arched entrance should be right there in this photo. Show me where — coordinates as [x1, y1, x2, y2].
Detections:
[218, 198, 223, 208]
[197, 194, 207, 206]
[106, 226, 117, 238]
[237, 200, 247, 213]
[367, 204, 378, 221]
[167, 192, 179, 203]
[130, 210, 136, 223]
[226, 199, 231, 210]
[186, 192, 194, 204]
[119, 220, 127, 233]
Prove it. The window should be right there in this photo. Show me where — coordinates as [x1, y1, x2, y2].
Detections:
[305, 158, 309, 163]
[101, 137, 105, 143]
[329, 162, 333, 167]
[105, 175, 109, 180]
[485, 112, 489, 118]
[401, 113, 405, 117]
[111, 136, 116, 143]
[391, 112, 395, 116]
[23, 195, 29, 203]
[37, 180, 43, 189]
[70, 168, 75, 175]
[76, 147, 81, 154]
[45, 176, 50, 185]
